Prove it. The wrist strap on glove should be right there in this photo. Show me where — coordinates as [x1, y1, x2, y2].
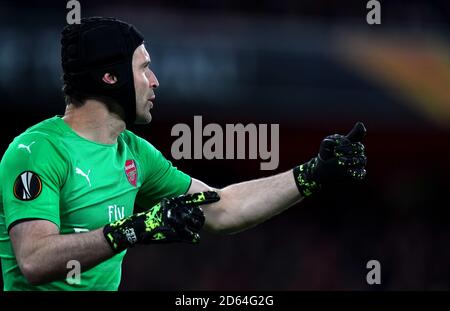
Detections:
[293, 158, 321, 197]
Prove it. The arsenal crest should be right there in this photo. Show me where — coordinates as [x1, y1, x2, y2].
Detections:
[125, 160, 137, 187]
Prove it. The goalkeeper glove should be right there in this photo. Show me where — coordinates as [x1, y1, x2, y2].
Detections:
[293, 122, 367, 197]
[103, 191, 220, 253]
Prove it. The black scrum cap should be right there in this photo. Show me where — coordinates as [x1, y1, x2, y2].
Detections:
[61, 17, 144, 125]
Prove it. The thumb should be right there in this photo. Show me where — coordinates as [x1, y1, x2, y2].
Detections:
[346, 122, 367, 143]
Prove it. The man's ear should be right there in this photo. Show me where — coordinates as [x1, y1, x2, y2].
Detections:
[102, 73, 118, 84]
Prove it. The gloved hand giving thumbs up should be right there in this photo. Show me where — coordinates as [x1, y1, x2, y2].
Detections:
[293, 122, 367, 197]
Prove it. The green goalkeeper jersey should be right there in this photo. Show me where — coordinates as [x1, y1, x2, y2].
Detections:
[0, 116, 191, 291]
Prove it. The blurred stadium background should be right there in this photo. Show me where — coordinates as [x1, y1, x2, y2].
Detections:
[0, 0, 449, 290]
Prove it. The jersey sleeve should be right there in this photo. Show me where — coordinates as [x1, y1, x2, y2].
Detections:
[135, 136, 191, 208]
[1, 134, 68, 230]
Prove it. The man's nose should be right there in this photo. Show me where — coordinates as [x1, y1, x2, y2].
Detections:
[150, 71, 159, 89]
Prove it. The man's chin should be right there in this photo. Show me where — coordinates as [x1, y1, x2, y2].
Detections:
[134, 113, 152, 125]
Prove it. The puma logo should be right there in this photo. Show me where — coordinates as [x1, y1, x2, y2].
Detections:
[75, 167, 91, 187]
[18, 141, 36, 154]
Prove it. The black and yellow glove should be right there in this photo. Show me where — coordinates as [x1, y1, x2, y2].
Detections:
[293, 122, 367, 197]
[103, 191, 220, 253]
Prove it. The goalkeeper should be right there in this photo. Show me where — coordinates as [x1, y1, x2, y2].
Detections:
[0, 17, 367, 290]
